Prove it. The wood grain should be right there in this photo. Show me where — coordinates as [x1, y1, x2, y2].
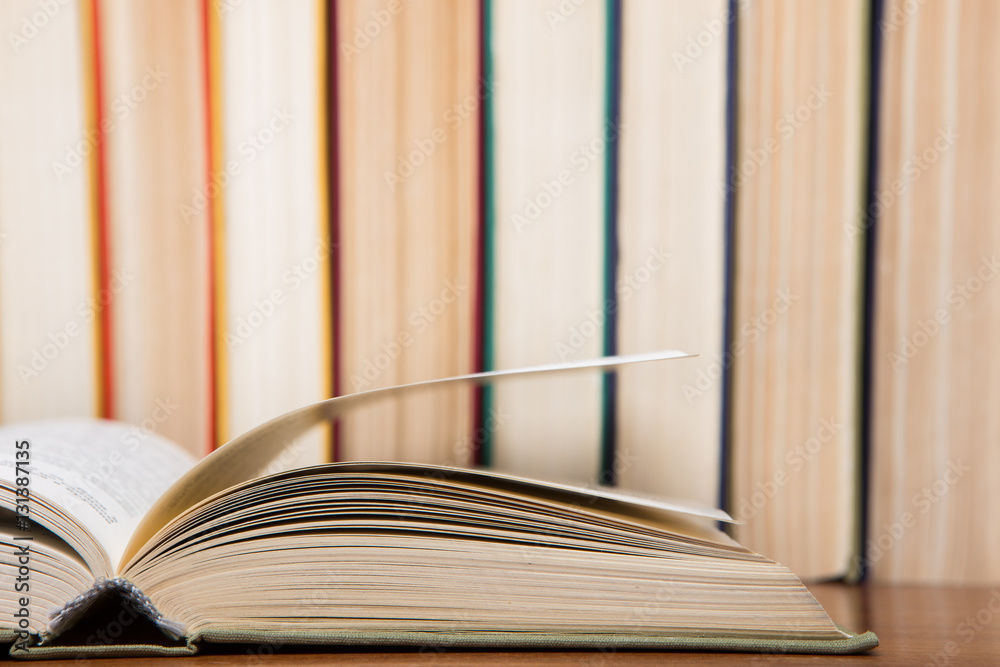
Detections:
[17, 584, 1000, 665]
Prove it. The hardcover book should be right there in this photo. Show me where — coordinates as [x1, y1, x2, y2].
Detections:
[0, 353, 877, 657]
[729, 0, 869, 581]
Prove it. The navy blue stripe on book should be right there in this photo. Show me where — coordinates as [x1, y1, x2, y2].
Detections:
[719, 0, 739, 519]
[857, 0, 885, 582]
[599, 0, 622, 486]
[327, 0, 343, 462]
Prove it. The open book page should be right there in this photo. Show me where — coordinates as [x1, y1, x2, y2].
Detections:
[451, 466, 734, 523]
[296, 462, 734, 524]
[0, 420, 196, 575]
[120, 351, 695, 568]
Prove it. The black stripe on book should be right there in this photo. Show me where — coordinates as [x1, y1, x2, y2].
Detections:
[719, 0, 739, 519]
[476, 0, 496, 467]
[857, 0, 886, 582]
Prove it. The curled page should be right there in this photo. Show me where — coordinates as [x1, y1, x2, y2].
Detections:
[120, 350, 693, 569]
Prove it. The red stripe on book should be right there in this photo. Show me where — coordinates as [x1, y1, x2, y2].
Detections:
[200, 0, 217, 453]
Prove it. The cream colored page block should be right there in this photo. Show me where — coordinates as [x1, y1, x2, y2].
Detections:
[219, 0, 329, 464]
[871, 0, 1000, 584]
[828, 0, 865, 578]
[395, 3, 477, 465]
[0, 0, 98, 422]
[947, 0, 1000, 585]
[730, 0, 864, 580]
[337, 1, 477, 464]
[100, 0, 211, 456]
[447, 0, 480, 467]
[615, 0, 727, 507]
[878, 0, 940, 583]
[490, 0, 606, 482]
[791, 1, 861, 579]
[336, 0, 404, 461]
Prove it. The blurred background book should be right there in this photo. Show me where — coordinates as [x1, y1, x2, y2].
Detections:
[0, 0, 997, 586]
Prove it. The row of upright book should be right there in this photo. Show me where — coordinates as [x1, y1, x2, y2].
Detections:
[0, 0, 996, 584]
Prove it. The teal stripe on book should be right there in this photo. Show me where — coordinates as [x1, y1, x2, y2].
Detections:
[599, 0, 622, 485]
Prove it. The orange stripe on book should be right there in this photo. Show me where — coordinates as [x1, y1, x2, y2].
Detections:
[315, 0, 334, 462]
[202, 0, 227, 450]
[78, 0, 99, 418]
[83, 0, 112, 420]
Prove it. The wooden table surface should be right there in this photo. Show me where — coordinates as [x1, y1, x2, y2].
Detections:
[16, 584, 1000, 665]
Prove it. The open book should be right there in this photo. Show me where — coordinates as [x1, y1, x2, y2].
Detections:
[0, 352, 877, 657]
